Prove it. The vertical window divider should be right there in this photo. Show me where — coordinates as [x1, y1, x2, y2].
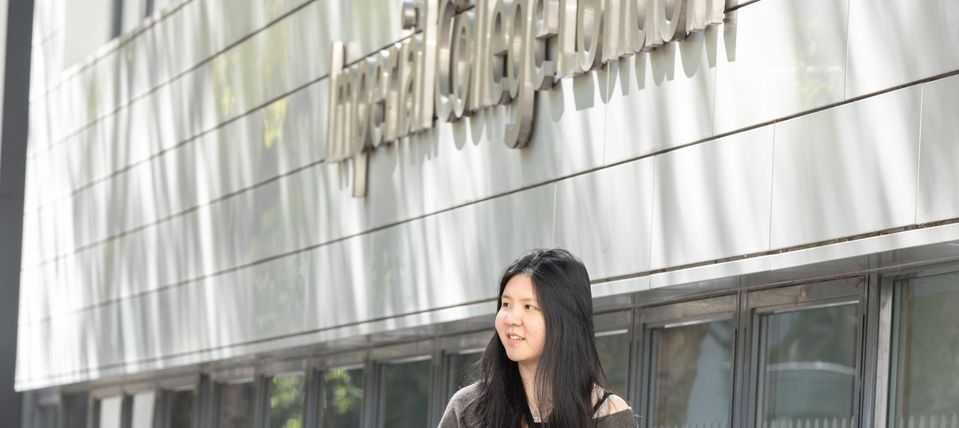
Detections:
[631, 308, 646, 427]
[881, 275, 901, 428]
[859, 272, 883, 428]
[302, 368, 321, 428]
[745, 307, 763, 428]
[359, 359, 379, 428]
[119, 393, 134, 428]
[86, 393, 98, 428]
[850, 276, 870, 428]
[626, 307, 643, 410]
[732, 290, 751, 428]
[428, 345, 445, 427]
[252, 374, 270, 428]
[195, 374, 212, 428]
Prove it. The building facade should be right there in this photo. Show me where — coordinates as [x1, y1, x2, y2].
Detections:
[16, 0, 959, 426]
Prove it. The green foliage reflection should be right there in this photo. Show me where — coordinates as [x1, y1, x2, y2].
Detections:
[321, 369, 364, 427]
[270, 375, 304, 428]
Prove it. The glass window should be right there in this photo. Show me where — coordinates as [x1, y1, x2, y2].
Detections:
[32, 404, 58, 428]
[446, 351, 483, 400]
[163, 389, 194, 428]
[61, 393, 89, 428]
[646, 320, 734, 428]
[891, 273, 959, 426]
[379, 358, 432, 428]
[320, 367, 364, 428]
[97, 396, 124, 428]
[218, 381, 255, 428]
[132, 391, 156, 428]
[755, 304, 858, 427]
[596, 330, 630, 396]
[269, 374, 305, 428]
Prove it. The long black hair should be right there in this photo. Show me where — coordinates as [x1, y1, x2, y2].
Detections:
[468, 248, 609, 427]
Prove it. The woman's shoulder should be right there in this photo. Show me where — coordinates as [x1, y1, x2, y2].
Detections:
[601, 393, 631, 414]
[447, 381, 483, 407]
[596, 406, 639, 428]
[439, 382, 483, 428]
[594, 388, 637, 427]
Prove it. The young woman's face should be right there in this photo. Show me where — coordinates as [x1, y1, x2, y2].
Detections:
[495, 273, 547, 366]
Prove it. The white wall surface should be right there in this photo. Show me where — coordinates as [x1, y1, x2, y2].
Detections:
[16, 0, 959, 389]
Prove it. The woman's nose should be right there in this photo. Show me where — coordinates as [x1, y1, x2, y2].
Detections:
[507, 311, 522, 325]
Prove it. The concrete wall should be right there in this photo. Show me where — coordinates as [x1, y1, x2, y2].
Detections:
[16, 0, 959, 390]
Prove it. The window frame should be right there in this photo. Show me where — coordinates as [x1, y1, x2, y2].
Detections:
[208, 368, 258, 428]
[256, 360, 309, 428]
[634, 294, 738, 428]
[369, 340, 435, 428]
[308, 349, 367, 428]
[741, 277, 866, 428]
[437, 329, 490, 409]
[882, 264, 959, 427]
[593, 309, 634, 400]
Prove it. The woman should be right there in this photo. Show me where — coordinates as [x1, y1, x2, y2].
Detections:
[439, 249, 637, 427]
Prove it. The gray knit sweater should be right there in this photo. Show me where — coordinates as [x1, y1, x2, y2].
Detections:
[438, 383, 639, 428]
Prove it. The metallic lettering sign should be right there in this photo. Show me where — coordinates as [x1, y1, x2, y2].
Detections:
[327, 0, 725, 196]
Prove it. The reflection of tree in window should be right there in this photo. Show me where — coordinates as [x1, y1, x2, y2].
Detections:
[269, 375, 304, 428]
[321, 368, 364, 427]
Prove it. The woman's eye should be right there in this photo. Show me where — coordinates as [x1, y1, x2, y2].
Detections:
[500, 302, 510, 308]
[524, 304, 535, 310]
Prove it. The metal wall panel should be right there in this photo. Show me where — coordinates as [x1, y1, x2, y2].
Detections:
[554, 157, 655, 280]
[603, 29, 716, 165]
[18, 65, 609, 323]
[28, 31, 63, 106]
[365, 72, 608, 228]
[19, 160, 364, 322]
[20, 80, 329, 268]
[28, 0, 316, 149]
[31, 0, 62, 44]
[27, 0, 406, 198]
[29, 4, 327, 203]
[916, 75, 959, 224]
[846, 0, 959, 98]
[15, 183, 555, 387]
[713, 0, 848, 135]
[650, 126, 774, 270]
[769, 86, 921, 250]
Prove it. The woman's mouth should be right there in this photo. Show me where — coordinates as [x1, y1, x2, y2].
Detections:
[506, 334, 525, 344]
